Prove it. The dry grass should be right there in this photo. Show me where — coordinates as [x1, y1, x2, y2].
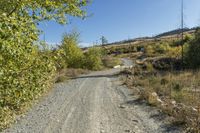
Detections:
[123, 63, 200, 132]
[55, 68, 89, 83]
[102, 56, 122, 68]
[115, 52, 143, 59]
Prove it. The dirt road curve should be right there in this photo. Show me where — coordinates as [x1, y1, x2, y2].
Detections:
[3, 59, 182, 133]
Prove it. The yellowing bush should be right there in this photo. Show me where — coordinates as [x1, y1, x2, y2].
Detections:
[84, 47, 103, 70]
[61, 32, 84, 68]
[184, 29, 200, 69]
[0, 14, 56, 130]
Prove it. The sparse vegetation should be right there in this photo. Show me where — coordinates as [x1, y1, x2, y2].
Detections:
[102, 56, 122, 68]
[83, 47, 103, 70]
[123, 63, 200, 131]
[120, 28, 200, 132]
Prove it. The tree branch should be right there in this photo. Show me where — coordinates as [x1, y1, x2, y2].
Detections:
[7, 1, 20, 17]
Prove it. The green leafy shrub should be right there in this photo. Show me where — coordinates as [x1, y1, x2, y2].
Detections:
[52, 49, 67, 72]
[144, 42, 172, 57]
[184, 29, 200, 69]
[61, 32, 84, 68]
[0, 0, 88, 130]
[145, 62, 154, 73]
[155, 42, 170, 54]
[0, 14, 56, 130]
[144, 45, 154, 56]
[59, 32, 106, 71]
[83, 47, 103, 70]
[172, 34, 193, 47]
[0, 107, 15, 130]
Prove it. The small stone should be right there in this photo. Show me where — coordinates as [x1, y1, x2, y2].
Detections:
[171, 100, 176, 105]
[125, 129, 130, 132]
[118, 104, 126, 109]
[100, 129, 105, 133]
[132, 119, 139, 123]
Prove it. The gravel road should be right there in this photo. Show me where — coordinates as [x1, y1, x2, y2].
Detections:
[3, 59, 182, 133]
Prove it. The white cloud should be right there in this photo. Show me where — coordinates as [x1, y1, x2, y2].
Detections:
[46, 42, 61, 47]
[79, 42, 92, 48]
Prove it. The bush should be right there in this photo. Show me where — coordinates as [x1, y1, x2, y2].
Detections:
[52, 48, 67, 72]
[83, 47, 103, 70]
[172, 34, 193, 47]
[0, 107, 15, 130]
[155, 42, 170, 54]
[0, 0, 88, 130]
[0, 14, 56, 130]
[184, 29, 200, 69]
[167, 46, 182, 58]
[153, 57, 181, 70]
[144, 45, 154, 56]
[61, 32, 84, 68]
[146, 62, 154, 73]
[144, 42, 171, 57]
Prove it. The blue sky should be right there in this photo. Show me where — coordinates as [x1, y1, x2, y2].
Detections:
[39, 0, 200, 47]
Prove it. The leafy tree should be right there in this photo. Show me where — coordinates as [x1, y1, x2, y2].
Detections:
[0, 0, 88, 24]
[61, 32, 84, 68]
[52, 48, 67, 71]
[172, 34, 193, 47]
[84, 47, 103, 70]
[0, 0, 88, 129]
[184, 33, 193, 42]
[100, 36, 108, 45]
[184, 28, 200, 69]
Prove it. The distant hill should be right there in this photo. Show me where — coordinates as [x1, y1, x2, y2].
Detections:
[155, 27, 198, 38]
[102, 27, 199, 47]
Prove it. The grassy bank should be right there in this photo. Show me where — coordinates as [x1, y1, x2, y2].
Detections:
[119, 29, 200, 132]
[123, 64, 200, 132]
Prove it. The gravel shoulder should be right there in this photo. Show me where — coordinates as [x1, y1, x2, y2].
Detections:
[3, 60, 182, 133]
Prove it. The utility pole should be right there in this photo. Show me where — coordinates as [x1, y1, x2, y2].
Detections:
[181, 0, 184, 69]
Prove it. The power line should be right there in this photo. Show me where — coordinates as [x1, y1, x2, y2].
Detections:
[181, 0, 184, 69]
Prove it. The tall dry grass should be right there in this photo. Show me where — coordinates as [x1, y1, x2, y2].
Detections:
[123, 64, 200, 132]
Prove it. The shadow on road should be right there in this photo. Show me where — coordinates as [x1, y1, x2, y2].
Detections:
[71, 72, 121, 79]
